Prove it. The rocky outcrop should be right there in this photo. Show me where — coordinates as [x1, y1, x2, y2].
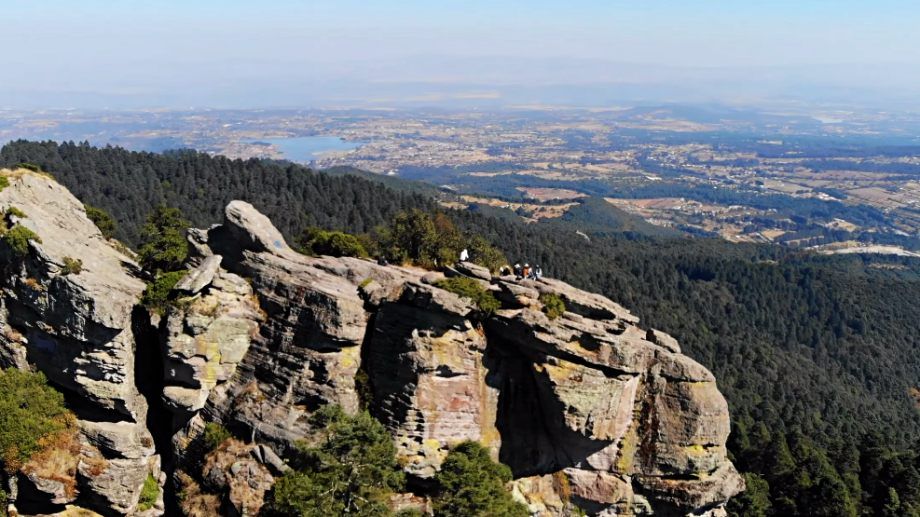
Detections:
[0, 170, 161, 515]
[162, 259, 262, 419]
[364, 284, 501, 477]
[201, 440, 274, 516]
[0, 173, 742, 516]
[164, 200, 743, 516]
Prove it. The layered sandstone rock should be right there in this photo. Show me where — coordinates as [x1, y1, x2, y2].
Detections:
[0, 170, 161, 515]
[0, 173, 742, 516]
[162, 259, 262, 419]
[167, 201, 742, 516]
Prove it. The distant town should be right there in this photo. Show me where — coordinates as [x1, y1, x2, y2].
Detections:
[2, 105, 918, 253]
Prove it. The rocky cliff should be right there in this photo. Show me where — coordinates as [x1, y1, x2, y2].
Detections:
[0, 170, 163, 516]
[0, 169, 743, 516]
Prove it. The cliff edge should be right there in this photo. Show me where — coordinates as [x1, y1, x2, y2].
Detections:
[0, 170, 743, 516]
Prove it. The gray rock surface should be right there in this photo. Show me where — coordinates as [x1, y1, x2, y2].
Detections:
[173, 254, 222, 294]
[162, 268, 262, 417]
[172, 200, 742, 516]
[0, 170, 160, 515]
[453, 261, 492, 281]
[364, 289, 500, 477]
[0, 179, 742, 516]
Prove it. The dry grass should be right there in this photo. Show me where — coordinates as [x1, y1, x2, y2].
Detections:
[177, 471, 222, 517]
[249, 293, 268, 321]
[1, 167, 55, 182]
[909, 387, 920, 409]
[110, 240, 135, 258]
[2, 324, 24, 342]
[23, 277, 45, 292]
[82, 454, 109, 477]
[191, 296, 222, 318]
[551, 470, 572, 504]
[22, 426, 82, 498]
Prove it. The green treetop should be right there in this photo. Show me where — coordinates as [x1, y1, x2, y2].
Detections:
[137, 205, 190, 273]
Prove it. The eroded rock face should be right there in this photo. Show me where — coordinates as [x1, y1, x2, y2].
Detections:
[162, 261, 262, 419]
[168, 201, 742, 516]
[484, 297, 740, 515]
[364, 286, 501, 477]
[0, 177, 742, 516]
[0, 170, 161, 515]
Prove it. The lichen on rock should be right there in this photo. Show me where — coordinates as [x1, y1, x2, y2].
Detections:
[167, 200, 743, 516]
[0, 176, 743, 516]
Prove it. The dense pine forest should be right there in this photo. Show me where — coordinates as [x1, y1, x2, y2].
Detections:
[3, 140, 920, 516]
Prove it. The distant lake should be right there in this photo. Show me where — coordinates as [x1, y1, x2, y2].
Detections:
[260, 136, 363, 163]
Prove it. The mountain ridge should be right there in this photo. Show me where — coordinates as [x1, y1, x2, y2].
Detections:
[0, 169, 742, 515]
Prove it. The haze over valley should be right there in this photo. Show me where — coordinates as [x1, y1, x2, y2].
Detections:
[2, 1, 920, 517]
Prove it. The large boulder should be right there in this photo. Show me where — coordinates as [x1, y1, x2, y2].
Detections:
[364, 287, 500, 477]
[161, 261, 263, 420]
[173, 202, 423, 456]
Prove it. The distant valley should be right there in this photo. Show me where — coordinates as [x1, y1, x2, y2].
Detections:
[3, 105, 918, 255]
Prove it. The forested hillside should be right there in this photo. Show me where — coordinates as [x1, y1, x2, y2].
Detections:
[3, 140, 920, 516]
[0, 141, 434, 246]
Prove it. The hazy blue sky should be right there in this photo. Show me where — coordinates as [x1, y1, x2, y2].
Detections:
[3, 0, 919, 108]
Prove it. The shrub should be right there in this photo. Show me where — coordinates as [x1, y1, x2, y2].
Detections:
[2, 224, 42, 258]
[0, 369, 73, 473]
[468, 235, 508, 273]
[177, 471, 221, 517]
[15, 163, 41, 173]
[377, 209, 462, 268]
[138, 206, 189, 273]
[61, 256, 83, 276]
[84, 204, 117, 239]
[4, 206, 25, 219]
[141, 270, 186, 314]
[137, 473, 160, 511]
[433, 441, 528, 517]
[726, 472, 772, 517]
[539, 293, 566, 320]
[299, 227, 368, 258]
[354, 368, 373, 411]
[266, 405, 404, 516]
[374, 210, 507, 271]
[0, 176, 8, 192]
[202, 422, 232, 451]
[435, 277, 501, 315]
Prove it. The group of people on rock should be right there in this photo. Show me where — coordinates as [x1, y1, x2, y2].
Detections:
[499, 262, 542, 280]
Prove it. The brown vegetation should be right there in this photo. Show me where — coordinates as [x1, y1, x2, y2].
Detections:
[177, 471, 221, 517]
[21, 426, 82, 499]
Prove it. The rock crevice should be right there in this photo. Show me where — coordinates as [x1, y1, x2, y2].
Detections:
[0, 175, 743, 516]
[0, 171, 162, 516]
[167, 200, 743, 516]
